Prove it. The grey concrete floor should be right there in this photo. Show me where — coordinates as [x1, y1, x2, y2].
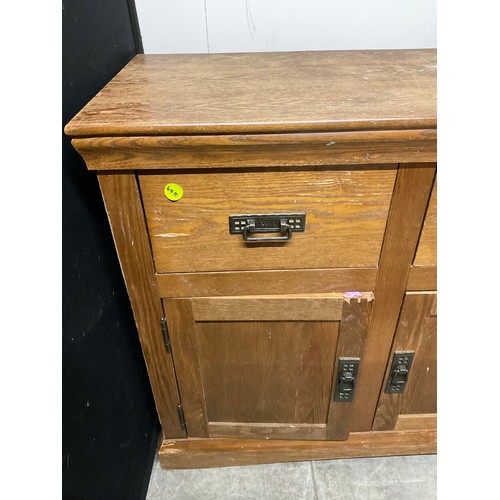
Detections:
[146, 453, 436, 499]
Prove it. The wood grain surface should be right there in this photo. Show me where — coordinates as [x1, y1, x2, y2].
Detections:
[207, 422, 327, 440]
[196, 319, 338, 425]
[156, 268, 376, 298]
[414, 179, 437, 266]
[158, 429, 437, 469]
[351, 163, 436, 431]
[65, 50, 436, 137]
[406, 266, 437, 291]
[70, 130, 436, 170]
[402, 312, 437, 416]
[139, 166, 397, 273]
[372, 292, 437, 431]
[394, 414, 437, 431]
[97, 173, 185, 438]
[155, 268, 377, 298]
[191, 294, 345, 321]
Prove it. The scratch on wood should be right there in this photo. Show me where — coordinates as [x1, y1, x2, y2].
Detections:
[156, 233, 190, 238]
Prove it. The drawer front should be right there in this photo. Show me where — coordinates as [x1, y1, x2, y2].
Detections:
[139, 166, 397, 273]
[414, 179, 436, 266]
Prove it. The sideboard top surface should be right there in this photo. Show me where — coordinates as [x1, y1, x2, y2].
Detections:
[65, 49, 436, 138]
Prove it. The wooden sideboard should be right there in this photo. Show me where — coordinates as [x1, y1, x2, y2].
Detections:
[65, 49, 437, 469]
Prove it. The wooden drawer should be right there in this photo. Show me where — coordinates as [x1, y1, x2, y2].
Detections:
[139, 165, 397, 273]
[414, 179, 436, 266]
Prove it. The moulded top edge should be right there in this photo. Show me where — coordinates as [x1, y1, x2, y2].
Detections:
[65, 49, 437, 138]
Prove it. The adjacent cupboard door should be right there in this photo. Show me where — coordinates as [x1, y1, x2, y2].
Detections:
[373, 291, 437, 431]
[163, 293, 374, 441]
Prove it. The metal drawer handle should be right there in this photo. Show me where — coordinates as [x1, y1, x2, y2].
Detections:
[243, 218, 292, 242]
[229, 213, 305, 243]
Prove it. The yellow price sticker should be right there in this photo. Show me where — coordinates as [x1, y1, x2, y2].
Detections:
[164, 183, 184, 202]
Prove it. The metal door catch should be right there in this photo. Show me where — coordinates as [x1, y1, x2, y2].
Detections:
[334, 358, 360, 402]
[385, 351, 415, 394]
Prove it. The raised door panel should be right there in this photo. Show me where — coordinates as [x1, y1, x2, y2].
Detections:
[163, 293, 373, 440]
[372, 292, 437, 431]
[198, 320, 337, 425]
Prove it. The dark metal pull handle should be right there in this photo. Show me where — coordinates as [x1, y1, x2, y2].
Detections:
[243, 218, 292, 242]
[229, 213, 305, 242]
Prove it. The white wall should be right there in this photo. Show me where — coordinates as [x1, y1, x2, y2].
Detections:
[135, 0, 436, 54]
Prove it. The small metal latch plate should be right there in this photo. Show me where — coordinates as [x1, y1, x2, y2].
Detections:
[334, 358, 360, 402]
[385, 351, 415, 394]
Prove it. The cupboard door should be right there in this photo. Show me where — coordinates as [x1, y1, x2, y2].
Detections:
[372, 292, 437, 431]
[163, 293, 373, 440]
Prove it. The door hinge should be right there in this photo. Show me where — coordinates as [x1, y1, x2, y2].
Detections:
[160, 317, 171, 353]
[177, 404, 187, 430]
